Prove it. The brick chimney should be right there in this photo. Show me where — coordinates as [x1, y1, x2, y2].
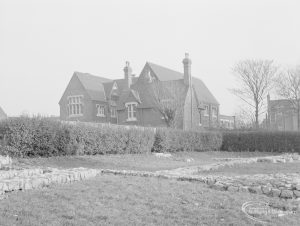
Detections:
[123, 61, 132, 89]
[183, 53, 192, 86]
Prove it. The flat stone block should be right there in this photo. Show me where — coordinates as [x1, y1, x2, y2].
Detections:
[227, 186, 239, 192]
[280, 189, 294, 199]
[271, 188, 281, 197]
[261, 186, 272, 195]
[248, 186, 262, 194]
[293, 190, 300, 198]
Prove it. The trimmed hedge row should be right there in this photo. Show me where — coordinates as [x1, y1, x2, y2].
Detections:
[152, 128, 223, 152]
[221, 131, 300, 153]
[0, 117, 155, 157]
[0, 117, 222, 157]
[2, 117, 299, 157]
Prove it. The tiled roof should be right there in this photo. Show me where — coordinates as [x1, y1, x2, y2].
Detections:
[147, 62, 183, 81]
[192, 77, 219, 105]
[145, 62, 219, 105]
[75, 72, 112, 101]
[117, 89, 142, 110]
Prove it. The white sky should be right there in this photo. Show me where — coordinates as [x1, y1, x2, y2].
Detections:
[1, 0, 300, 116]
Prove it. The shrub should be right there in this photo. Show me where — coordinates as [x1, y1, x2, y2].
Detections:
[152, 128, 223, 152]
[221, 131, 300, 153]
[0, 117, 156, 157]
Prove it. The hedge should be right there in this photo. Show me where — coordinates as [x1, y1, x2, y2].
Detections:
[221, 131, 300, 153]
[152, 128, 223, 152]
[2, 117, 299, 157]
[0, 117, 155, 157]
[0, 117, 223, 157]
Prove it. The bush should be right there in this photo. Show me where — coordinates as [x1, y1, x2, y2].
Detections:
[221, 131, 300, 153]
[0, 117, 156, 157]
[152, 128, 223, 152]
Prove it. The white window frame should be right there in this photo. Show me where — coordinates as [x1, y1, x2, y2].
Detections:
[204, 105, 209, 116]
[96, 104, 105, 117]
[67, 95, 83, 117]
[125, 102, 137, 121]
[110, 106, 117, 118]
[212, 106, 218, 118]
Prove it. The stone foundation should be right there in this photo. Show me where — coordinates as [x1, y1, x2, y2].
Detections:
[0, 167, 100, 195]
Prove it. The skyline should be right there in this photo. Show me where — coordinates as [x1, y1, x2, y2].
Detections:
[1, 0, 300, 117]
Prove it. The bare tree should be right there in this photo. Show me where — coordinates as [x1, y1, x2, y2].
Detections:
[274, 66, 300, 131]
[230, 59, 278, 129]
[150, 80, 186, 128]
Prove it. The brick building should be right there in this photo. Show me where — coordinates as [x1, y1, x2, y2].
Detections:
[266, 94, 299, 131]
[59, 54, 219, 130]
[219, 115, 236, 129]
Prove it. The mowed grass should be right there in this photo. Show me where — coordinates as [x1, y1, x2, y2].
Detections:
[0, 174, 299, 226]
[15, 151, 279, 172]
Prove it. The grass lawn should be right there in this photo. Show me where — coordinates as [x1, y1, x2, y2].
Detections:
[15, 151, 280, 172]
[0, 174, 299, 226]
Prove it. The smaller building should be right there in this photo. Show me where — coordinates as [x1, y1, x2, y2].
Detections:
[266, 94, 299, 131]
[0, 106, 7, 120]
[219, 115, 236, 129]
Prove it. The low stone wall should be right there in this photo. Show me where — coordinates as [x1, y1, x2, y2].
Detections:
[198, 153, 300, 172]
[0, 168, 100, 195]
[101, 168, 300, 200]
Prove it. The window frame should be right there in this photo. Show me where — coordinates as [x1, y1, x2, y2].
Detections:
[96, 104, 105, 117]
[212, 106, 218, 118]
[204, 105, 209, 116]
[110, 106, 117, 118]
[67, 95, 83, 117]
[125, 102, 138, 121]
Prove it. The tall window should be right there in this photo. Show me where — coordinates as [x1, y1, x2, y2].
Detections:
[111, 106, 116, 118]
[96, 105, 105, 117]
[212, 107, 218, 118]
[204, 105, 209, 116]
[125, 102, 137, 121]
[67, 95, 83, 116]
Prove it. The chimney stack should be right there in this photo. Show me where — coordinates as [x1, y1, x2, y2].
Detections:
[124, 61, 132, 89]
[183, 53, 192, 86]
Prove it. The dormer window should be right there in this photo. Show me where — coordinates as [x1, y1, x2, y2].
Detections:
[125, 102, 137, 121]
[96, 104, 105, 117]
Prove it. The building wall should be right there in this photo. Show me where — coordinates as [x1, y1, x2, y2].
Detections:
[59, 76, 117, 123]
[269, 110, 298, 131]
[117, 108, 166, 127]
[59, 75, 92, 122]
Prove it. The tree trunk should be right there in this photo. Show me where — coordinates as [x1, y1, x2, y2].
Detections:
[255, 103, 259, 130]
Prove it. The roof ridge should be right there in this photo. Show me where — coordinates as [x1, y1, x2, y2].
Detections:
[147, 61, 183, 75]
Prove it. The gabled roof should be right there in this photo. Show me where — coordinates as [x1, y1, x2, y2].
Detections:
[116, 89, 141, 110]
[147, 62, 183, 81]
[142, 62, 219, 105]
[192, 77, 219, 105]
[0, 106, 7, 119]
[114, 77, 138, 94]
[75, 72, 112, 101]
[103, 81, 115, 98]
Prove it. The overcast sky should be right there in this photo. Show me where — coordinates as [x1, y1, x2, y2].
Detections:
[1, 0, 300, 116]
